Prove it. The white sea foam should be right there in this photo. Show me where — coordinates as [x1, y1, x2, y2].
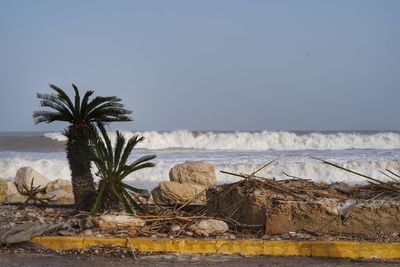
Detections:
[0, 155, 70, 181]
[1, 151, 399, 188]
[44, 130, 400, 151]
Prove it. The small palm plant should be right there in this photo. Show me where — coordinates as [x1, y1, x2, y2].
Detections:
[33, 84, 132, 211]
[88, 124, 156, 213]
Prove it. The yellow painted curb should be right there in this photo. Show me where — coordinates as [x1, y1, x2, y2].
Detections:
[30, 237, 400, 259]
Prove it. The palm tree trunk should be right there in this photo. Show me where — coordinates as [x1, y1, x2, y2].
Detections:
[66, 126, 97, 211]
[100, 182, 121, 211]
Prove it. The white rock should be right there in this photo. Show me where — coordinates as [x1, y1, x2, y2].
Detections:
[151, 181, 206, 205]
[41, 189, 75, 205]
[46, 179, 73, 194]
[94, 215, 145, 228]
[169, 161, 216, 186]
[0, 180, 28, 203]
[171, 225, 181, 232]
[14, 167, 49, 193]
[184, 231, 194, 237]
[189, 219, 229, 236]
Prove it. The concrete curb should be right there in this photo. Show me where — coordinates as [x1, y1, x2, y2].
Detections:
[30, 237, 400, 259]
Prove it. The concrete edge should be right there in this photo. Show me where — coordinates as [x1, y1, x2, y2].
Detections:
[30, 236, 400, 259]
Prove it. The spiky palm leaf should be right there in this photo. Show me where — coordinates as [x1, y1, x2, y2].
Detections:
[88, 124, 156, 214]
[33, 84, 132, 125]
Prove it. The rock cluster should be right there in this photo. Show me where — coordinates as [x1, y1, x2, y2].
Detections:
[151, 161, 216, 206]
[0, 167, 74, 205]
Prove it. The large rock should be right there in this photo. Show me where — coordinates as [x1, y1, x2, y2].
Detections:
[42, 179, 74, 205]
[169, 161, 216, 186]
[14, 167, 49, 193]
[189, 219, 229, 237]
[0, 180, 28, 204]
[151, 181, 206, 205]
[93, 215, 145, 229]
[46, 179, 73, 194]
[0, 180, 8, 203]
[40, 189, 75, 205]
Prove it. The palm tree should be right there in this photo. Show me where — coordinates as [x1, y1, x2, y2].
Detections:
[33, 84, 132, 211]
[88, 124, 156, 213]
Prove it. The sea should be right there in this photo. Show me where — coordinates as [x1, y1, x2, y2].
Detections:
[1, 130, 400, 190]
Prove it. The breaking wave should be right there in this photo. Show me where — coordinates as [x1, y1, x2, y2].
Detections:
[44, 130, 400, 151]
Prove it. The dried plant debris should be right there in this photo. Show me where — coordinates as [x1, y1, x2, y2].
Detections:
[2, 159, 400, 244]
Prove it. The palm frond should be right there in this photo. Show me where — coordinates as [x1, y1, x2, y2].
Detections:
[121, 183, 149, 195]
[86, 96, 119, 109]
[33, 111, 70, 124]
[113, 131, 126, 173]
[37, 93, 74, 113]
[80, 90, 94, 119]
[122, 188, 144, 213]
[90, 181, 107, 214]
[39, 100, 74, 120]
[118, 136, 143, 170]
[97, 124, 113, 163]
[111, 182, 134, 214]
[49, 84, 75, 113]
[120, 162, 156, 179]
[71, 84, 81, 117]
[88, 105, 133, 122]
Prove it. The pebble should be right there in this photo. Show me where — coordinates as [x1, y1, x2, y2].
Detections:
[184, 231, 194, 237]
[171, 225, 181, 232]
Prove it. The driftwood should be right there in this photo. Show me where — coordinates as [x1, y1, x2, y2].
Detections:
[16, 178, 55, 210]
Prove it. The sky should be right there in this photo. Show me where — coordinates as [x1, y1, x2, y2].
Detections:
[0, 0, 399, 132]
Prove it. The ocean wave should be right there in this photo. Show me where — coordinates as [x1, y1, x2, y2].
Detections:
[44, 130, 400, 151]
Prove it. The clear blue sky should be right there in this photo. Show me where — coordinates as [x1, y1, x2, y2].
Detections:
[0, 0, 399, 131]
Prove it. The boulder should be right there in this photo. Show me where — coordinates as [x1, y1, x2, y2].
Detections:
[46, 179, 73, 194]
[0, 180, 27, 204]
[189, 219, 228, 237]
[93, 215, 145, 229]
[151, 181, 206, 205]
[14, 167, 49, 193]
[0, 180, 8, 202]
[41, 189, 75, 205]
[169, 161, 216, 186]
